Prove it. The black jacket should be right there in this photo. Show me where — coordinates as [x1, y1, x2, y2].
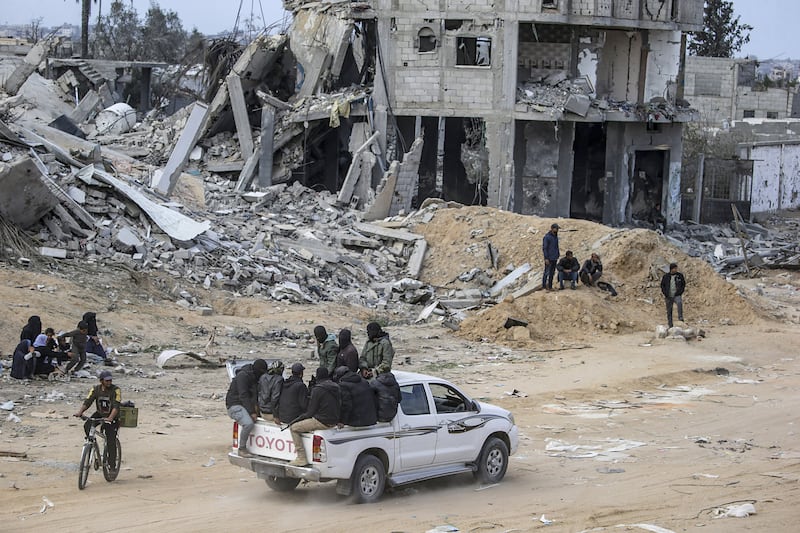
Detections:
[257, 372, 283, 414]
[82, 312, 99, 337]
[301, 379, 340, 426]
[660, 271, 686, 298]
[278, 376, 308, 424]
[338, 372, 378, 427]
[225, 364, 260, 414]
[557, 256, 580, 272]
[370, 372, 401, 422]
[20, 316, 42, 343]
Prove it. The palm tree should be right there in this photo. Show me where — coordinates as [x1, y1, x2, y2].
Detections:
[75, 0, 98, 58]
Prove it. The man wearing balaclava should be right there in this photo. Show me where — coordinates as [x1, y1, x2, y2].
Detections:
[226, 358, 268, 458]
[358, 322, 394, 378]
[313, 325, 338, 374]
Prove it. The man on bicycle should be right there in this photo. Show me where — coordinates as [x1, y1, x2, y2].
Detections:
[74, 370, 121, 468]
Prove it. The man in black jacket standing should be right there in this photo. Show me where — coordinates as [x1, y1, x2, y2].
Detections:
[226, 359, 268, 458]
[660, 262, 686, 328]
[288, 367, 341, 466]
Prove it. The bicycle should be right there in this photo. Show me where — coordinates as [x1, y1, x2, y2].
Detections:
[77, 416, 122, 490]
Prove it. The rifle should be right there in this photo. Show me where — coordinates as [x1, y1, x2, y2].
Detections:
[279, 414, 305, 431]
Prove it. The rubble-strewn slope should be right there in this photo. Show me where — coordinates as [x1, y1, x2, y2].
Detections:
[412, 205, 759, 345]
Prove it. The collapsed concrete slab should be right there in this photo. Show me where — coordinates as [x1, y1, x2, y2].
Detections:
[0, 157, 59, 228]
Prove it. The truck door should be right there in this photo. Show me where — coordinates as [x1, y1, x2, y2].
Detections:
[429, 382, 481, 464]
[397, 383, 437, 469]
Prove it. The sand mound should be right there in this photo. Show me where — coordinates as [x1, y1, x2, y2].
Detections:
[411, 205, 760, 346]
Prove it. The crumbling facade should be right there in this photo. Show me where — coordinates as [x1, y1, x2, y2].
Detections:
[364, 0, 703, 226]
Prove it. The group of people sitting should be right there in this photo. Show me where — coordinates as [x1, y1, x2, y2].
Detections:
[555, 251, 604, 290]
[226, 322, 400, 466]
[10, 312, 110, 381]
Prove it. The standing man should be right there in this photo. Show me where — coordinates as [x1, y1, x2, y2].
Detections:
[359, 322, 395, 378]
[313, 326, 339, 374]
[225, 358, 268, 458]
[542, 223, 560, 291]
[74, 370, 121, 468]
[58, 320, 89, 375]
[288, 367, 340, 467]
[660, 262, 686, 328]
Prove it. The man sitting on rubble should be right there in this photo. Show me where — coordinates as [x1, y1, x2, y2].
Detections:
[556, 250, 580, 290]
[288, 367, 340, 467]
[580, 253, 603, 287]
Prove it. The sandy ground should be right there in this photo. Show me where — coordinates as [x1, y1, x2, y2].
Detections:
[1, 230, 799, 531]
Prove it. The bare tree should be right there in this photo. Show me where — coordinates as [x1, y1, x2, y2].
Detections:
[25, 17, 44, 43]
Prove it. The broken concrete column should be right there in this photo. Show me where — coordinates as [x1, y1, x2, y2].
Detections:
[226, 74, 254, 159]
[258, 104, 275, 187]
[154, 102, 209, 196]
[0, 158, 59, 229]
[389, 136, 424, 216]
[68, 90, 102, 124]
[3, 36, 57, 95]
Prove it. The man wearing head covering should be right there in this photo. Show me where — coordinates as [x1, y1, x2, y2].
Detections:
[277, 363, 309, 428]
[336, 366, 378, 427]
[660, 262, 686, 328]
[82, 311, 107, 359]
[258, 360, 284, 421]
[359, 322, 395, 378]
[288, 367, 341, 467]
[225, 358, 268, 458]
[542, 223, 560, 291]
[335, 328, 359, 372]
[20, 316, 42, 343]
[74, 370, 122, 468]
[313, 325, 339, 374]
[370, 363, 401, 422]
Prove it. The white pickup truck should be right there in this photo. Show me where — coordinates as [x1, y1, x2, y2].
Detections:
[227, 366, 519, 503]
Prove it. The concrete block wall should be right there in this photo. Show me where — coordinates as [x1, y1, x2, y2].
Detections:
[394, 68, 441, 106]
[643, 0, 673, 22]
[446, 0, 497, 10]
[392, 19, 441, 68]
[571, 0, 613, 17]
[749, 143, 800, 212]
[443, 69, 495, 109]
[644, 30, 680, 102]
[518, 42, 572, 71]
[736, 88, 793, 119]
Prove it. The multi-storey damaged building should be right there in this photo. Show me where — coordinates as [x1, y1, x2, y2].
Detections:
[310, 0, 703, 226]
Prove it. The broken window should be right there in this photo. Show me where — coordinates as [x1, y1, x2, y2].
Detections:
[457, 37, 491, 67]
[542, 0, 558, 8]
[742, 110, 755, 118]
[445, 19, 466, 31]
[418, 27, 437, 53]
[767, 111, 779, 119]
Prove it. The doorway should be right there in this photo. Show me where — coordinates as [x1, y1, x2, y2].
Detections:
[570, 123, 606, 221]
[630, 150, 667, 222]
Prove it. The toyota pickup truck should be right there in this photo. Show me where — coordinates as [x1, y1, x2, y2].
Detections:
[227, 365, 518, 503]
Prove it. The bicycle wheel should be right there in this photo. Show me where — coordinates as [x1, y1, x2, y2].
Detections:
[103, 437, 121, 481]
[78, 443, 93, 490]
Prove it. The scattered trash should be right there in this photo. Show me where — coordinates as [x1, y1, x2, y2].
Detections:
[539, 514, 554, 525]
[426, 526, 459, 533]
[39, 496, 54, 514]
[0, 401, 15, 410]
[504, 389, 528, 398]
[596, 466, 625, 474]
[203, 457, 216, 467]
[718, 502, 757, 518]
[6, 413, 21, 423]
[545, 438, 646, 460]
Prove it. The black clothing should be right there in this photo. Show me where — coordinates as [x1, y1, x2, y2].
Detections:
[336, 329, 359, 372]
[225, 364, 261, 414]
[556, 256, 580, 273]
[257, 371, 283, 414]
[82, 312, 99, 337]
[660, 271, 686, 298]
[370, 372, 401, 422]
[84, 414, 119, 467]
[300, 379, 340, 426]
[338, 371, 378, 427]
[82, 383, 122, 417]
[277, 375, 308, 424]
[20, 316, 42, 343]
[11, 339, 34, 379]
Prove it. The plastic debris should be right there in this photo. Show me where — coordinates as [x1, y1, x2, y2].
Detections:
[0, 401, 15, 410]
[539, 514, 554, 525]
[722, 503, 757, 518]
[40, 496, 54, 514]
[6, 413, 21, 423]
[203, 457, 216, 467]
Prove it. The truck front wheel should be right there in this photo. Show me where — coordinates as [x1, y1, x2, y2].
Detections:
[265, 475, 300, 492]
[351, 454, 385, 503]
[474, 437, 509, 484]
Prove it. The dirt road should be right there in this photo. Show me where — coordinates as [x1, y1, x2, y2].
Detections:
[1, 263, 799, 532]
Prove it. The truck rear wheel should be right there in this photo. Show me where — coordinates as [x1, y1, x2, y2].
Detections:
[474, 437, 508, 484]
[351, 454, 385, 503]
[265, 475, 300, 492]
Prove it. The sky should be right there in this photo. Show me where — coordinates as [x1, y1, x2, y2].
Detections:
[0, 0, 794, 60]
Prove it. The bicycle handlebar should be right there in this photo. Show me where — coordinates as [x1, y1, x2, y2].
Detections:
[78, 415, 111, 423]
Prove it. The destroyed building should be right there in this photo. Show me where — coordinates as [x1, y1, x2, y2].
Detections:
[352, 0, 704, 227]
